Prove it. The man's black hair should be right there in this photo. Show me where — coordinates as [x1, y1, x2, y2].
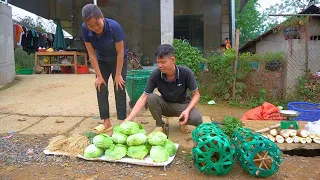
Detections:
[224, 38, 230, 41]
[220, 44, 226, 48]
[155, 44, 175, 59]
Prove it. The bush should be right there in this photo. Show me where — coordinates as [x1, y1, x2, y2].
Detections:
[14, 47, 34, 69]
[173, 39, 204, 75]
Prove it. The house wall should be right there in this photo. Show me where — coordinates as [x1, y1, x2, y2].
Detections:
[0, 3, 15, 86]
[246, 64, 285, 99]
[245, 19, 320, 96]
[84, 0, 224, 61]
[221, 0, 230, 42]
[174, 0, 222, 53]
[95, 0, 161, 62]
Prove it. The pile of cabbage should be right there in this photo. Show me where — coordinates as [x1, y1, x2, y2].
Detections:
[83, 121, 177, 163]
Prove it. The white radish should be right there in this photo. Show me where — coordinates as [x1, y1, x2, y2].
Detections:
[276, 135, 284, 143]
[306, 137, 312, 143]
[267, 135, 276, 142]
[313, 137, 320, 144]
[293, 136, 300, 143]
[280, 130, 290, 138]
[308, 132, 316, 138]
[270, 129, 278, 136]
[298, 130, 308, 138]
[285, 137, 293, 143]
[288, 130, 297, 137]
[300, 138, 307, 144]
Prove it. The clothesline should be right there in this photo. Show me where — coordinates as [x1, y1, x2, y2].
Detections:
[12, 20, 51, 34]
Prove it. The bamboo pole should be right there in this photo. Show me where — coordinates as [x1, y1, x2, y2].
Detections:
[232, 29, 240, 99]
[305, 28, 309, 72]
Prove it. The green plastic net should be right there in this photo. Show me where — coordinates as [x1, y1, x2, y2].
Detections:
[192, 123, 235, 176]
[231, 128, 282, 178]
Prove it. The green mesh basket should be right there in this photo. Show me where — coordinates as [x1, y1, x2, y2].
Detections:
[192, 123, 235, 176]
[126, 70, 153, 107]
[231, 128, 282, 178]
[192, 123, 224, 142]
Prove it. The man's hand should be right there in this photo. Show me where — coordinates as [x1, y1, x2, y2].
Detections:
[121, 118, 131, 124]
[95, 76, 107, 92]
[178, 110, 190, 125]
[114, 74, 125, 91]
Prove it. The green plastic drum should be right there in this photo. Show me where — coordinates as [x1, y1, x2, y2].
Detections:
[231, 128, 282, 178]
[192, 123, 235, 176]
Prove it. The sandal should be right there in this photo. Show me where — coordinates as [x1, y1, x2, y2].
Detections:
[180, 124, 191, 134]
[94, 124, 113, 134]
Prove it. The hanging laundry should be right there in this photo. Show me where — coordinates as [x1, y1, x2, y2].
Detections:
[15, 24, 24, 46]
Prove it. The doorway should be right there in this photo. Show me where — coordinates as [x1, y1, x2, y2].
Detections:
[174, 14, 204, 53]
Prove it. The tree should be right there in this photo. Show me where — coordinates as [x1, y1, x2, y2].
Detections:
[15, 16, 46, 33]
[263, 0, 319, 26]
[236, 0, 264, 47]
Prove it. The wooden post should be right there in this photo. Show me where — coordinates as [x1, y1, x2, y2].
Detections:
[305, 28, 309, 73]
[232, 29, 240, 99]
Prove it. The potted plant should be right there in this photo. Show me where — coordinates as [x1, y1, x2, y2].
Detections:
[262, 52, 285, 71]
[278, 16, 309, 40]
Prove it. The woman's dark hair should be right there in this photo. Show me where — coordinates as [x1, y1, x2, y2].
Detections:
[220, 44, 226, 48]
[82, 4, 104, 21]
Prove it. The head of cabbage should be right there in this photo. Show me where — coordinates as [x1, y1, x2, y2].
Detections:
[164, 139, 177, 157]
[113, 125, 121, 133]
[119, 121, 140, 135]
[93, 133, 114, 149]
[105, 144, 127, 160]
[83, 144, 104, 158]
[147, 131, 167, 146]
[127, 133, 147, 146]
[150, 146, 169, 163]
[127, 145, 149, 160]
[111, 132, 127, 144]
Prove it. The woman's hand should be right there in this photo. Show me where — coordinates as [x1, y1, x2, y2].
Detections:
[95, 76, 107, 92]
[114, 74, 125, 91]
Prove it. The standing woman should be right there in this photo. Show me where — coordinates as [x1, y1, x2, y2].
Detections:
[82, 4, 127, 132]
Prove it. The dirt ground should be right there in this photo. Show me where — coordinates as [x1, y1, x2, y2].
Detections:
[1, 75, 320, 180]
[1, 134, 320, 180]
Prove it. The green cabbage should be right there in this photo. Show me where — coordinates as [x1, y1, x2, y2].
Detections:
[105, 144, 127, 160]
[111, 132, 127, 144]
[164, 140, 176, 157]
[92, 134, 114, 149]
[83, 144, 104, 158]
[145, 142, 151, 152]
[138, 128, 147, 135]
[113, 125, 121, 133]
[127, 145, 149, 160]
[150, 146, 169, 162]
[147, 132, 167, 146]
[127, 133, 147, 146]
[119, 121, 140, 135]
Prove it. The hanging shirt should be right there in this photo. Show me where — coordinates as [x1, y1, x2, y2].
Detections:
[15, 24, 24, 46]
[81, 18, 127, 62]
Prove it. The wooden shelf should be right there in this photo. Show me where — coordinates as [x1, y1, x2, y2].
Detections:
[39, 64, 75, 67]
[35, 51, 88, 74]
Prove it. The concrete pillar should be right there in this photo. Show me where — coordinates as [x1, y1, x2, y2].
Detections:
[0, 3, 15, 86]
[160, 0, 174, 45]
